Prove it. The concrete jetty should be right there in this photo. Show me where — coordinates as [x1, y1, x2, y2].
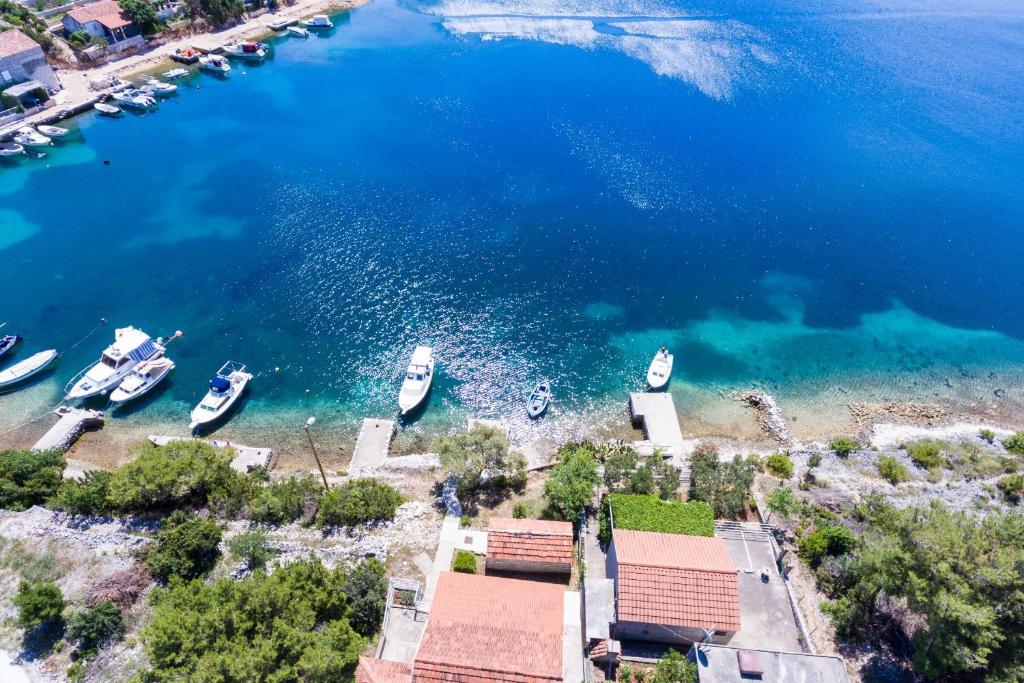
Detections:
[349, 419, 396, 475]
[628, 392, 684, 458]
[32, 407, 104, 452]
[147, 435, 274, 472]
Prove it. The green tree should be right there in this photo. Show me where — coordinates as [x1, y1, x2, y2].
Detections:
[543, 443, 599, 522]
[146, 512, 222, 582]
[118, 0, 158, 33]
[316, 478, 403, 528]
[651, 457, 681, 500]
[14, 580, 65, 629]
[829, 437, 857, 457]
[765, 453, 794, 479]
[766, 486, 798, 521]
[435, 425, 524, 494]
[0, 449, 65, 510]
[228, 527, 275, 570]
[50, 471, 112, 515]
[653, 648, 697, 683]
[797, 524, 854, 566]
[1002, 431, 1024, 454]
[341, 558, 387, 637]
[247, 474, 321, 525]
[66, 601, 124, 658]
[603, 446, 639, 490]
[195, 0, 244, 27]
[688, 443, 754, 518]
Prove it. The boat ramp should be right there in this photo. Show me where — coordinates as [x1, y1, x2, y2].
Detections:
[628, 392, 684, 458]
[32, 407, 104, 452]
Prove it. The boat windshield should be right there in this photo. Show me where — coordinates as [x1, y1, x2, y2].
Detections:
[101, 355, 118, 369]
[407, 372, 424, 381]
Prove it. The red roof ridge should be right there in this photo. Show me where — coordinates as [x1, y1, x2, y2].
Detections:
[487, 517, 573, 535]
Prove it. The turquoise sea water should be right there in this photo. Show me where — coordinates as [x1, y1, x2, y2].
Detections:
[1, 0, 1023, 447]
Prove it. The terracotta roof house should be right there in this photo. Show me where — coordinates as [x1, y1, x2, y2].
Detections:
[0, 29, 59, 92]
[413, 572, 565, 681]
[356, 656, 413, 683]
[486, 517, 574, 574]
[607, 529, 740, 646]
[691, 644, 851, 683]
[63, 1, 144, 54]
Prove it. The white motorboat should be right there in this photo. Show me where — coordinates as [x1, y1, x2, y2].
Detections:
[527, 381, 551, 418]
[65, 326, 164, 401]
[646, 347, 673, 389]
[224, 41, 266, 61]
[36, 125, 68, 138]
[301, 14, 332, 28]
[112, 89, 157, 110]
[268, 17, 291, 31]
[0, 350, 58, 390]
[94, 102, 123, 117]
[398, 346, 434, 414]
[199, 54, 231, 75]
[287, 25, 309, 38]
[14, 126, 50, 147]
[140, 78, 178, 96]
[0, 142, 23, 157]
[110, 355, 174, 404]
[189, 361, 252, 431]
[162, 67, 191, 80]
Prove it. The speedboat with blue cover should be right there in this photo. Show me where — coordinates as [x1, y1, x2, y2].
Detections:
[189, 361, 252, 432]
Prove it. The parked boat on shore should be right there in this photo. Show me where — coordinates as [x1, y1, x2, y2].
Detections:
[171, 48, 201, 64]
[199, 54, 231, 75]
[110, 355, 175, 404]
[0, 142, 24, 157]
[301, 14, 333, 29]
[94, 102, 123, 117]
[65, 326, 164, 401]
[399, 345, 434, 414]
[189, 361, 252, 432]
[287, 26, 309, 38]
[646, 347, 673, 389]
[0, 350, 58, 390]
[14, 126, 50, 148]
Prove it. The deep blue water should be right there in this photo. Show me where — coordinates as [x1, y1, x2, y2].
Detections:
[2, 0, 1023, 445]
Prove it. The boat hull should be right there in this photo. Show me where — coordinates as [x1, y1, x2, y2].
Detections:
[189, 375, 251, 431]
[646, 354, 673, 389]
[110, 366, 173, 404]
[0, 350, 58, 389]
[399, 360, 434, 414]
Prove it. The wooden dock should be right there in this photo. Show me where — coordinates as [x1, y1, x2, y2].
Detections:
[629, 392, 684, 458]
[32, 407, 104, 452]
[349, 419, 396, 476]
[147, 435, 274, 472]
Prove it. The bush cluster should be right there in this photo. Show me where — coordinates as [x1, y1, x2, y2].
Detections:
[797, 524, 855, 566]
[452, 550, 477, 574]
[146, 512, 222, 582]
[765, 453, 794, 479]
[906, 440, 944, 470]
[688, 441, 755, 518]
[316, 478, 404, 528]
[0, 449, 65, 511]
[542, 442, 600, 522]
[599, 494, 714, 544]
[829, 437, 858, 457]
[603, 445, 681, 499]
[435, 425, 526, 498]
[1002, 431, 1024, 455]
[877, 455, 909, 484]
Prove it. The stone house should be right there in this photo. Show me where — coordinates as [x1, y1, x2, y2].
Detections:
[63, 1, 144, 53]
[0, 29, 59, 93]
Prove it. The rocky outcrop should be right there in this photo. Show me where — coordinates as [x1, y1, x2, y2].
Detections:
[742, 391, 795, 446]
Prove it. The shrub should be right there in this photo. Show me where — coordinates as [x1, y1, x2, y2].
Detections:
[765, 454, 794, 479]
[512, 502, 528, 518]
[599, 494, 714, 544]
[808, 452, 822, 468]
[140, 558, 365, 680]
[653, 648, 697, 683]
[979, 428, 996, 444]
[0, 449, 65, 511]
[342, 558, 387, 637]
[1002, 432, 1024, 455]
[830, 437, 857, 457]
[228, 527, 274, 570]
[66, 601, 124, 658]
[247, 474, 321, 525]
[14, 580, 65, 629]
[767, 486, 798, 520]
[877, 455, 909, 484]
[689, 445, 755, 518]
[435, 425, 525, 494]
[906, 440, 944, 470]
[997, 474, 1024, 501]
[146, 512, 222, 582]
[543, 442, 599, 522]
[603, 445, 639, 490]
[452, 550, 476, 574]
[50, 471, 112, 515]
[797, 525, 855, 566]
[316, 479, 403, 528]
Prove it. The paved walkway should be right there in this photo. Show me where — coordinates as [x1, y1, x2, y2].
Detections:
[422, 514, 461, 609]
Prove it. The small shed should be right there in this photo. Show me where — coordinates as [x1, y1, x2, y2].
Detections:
[486, 517, 573, 574]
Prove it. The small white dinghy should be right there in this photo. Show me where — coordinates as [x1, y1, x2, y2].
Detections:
[527, 380, 551, 418]
[36, 124, 68, 138]
[287, 25, 309, 37]
[646, 347, 673, 389]
[94, 102, 123, 117]
[110, 355, 174, 404]
[189, 361, 252, 432]
[398, 346, 434, 415]
[14, 126, 50, 147]
[162, 67, 190, 80]
[0, 350, 58, 390]
[0, 142, 24, 156]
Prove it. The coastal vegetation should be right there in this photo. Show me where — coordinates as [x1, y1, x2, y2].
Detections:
[687, 441, 755, 518]
[602, 445, 680, 500]
[0, 448, 64, 511]
[599, 494, 714, 543]
[542, 442, 600, 522]
[452, 549, 477, 574]
[316, 478, 404, 527]
[0, 1, 53, 51]
[435, 424, 526, 498]
[228, 526, 275, 570]
[65, 600, 125, 659]
[194, 0, 245, 28]
[876, 455, 908, 484]
[118, 0, 160, 34]
[145, 511, 223, 582]
[829, 437, 858, 457]
[765, 453, 793, 479]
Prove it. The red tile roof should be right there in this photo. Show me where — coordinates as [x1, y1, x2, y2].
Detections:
[0, 29, 39, 58]
[413, 572, 564, 682]
[66, 1, 133, 30]
[487, 517, 573, 566]
[356, 657, 412, 683]
[613, 529, 741, 632]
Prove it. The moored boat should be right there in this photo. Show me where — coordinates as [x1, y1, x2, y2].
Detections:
[646, 347, 673, 389]
[301, 14, 332, 28]
[0, 142, 24, 156]
[14, 126, 50, 148]
[112, 89, 157, 110]
[527, 380, 551, 418]
[140, 78, 178, 96]
[398, 346, 434, 415]
[0, 350, 58, 390]
[268, 17, 292, 30]
[287, 25, 309, 38]
[224, 41, 267, 61]
[65, 326, 164, 401]
[0, 334, 22, 360]
[189, 361, 252, 432]
[110, 355, 175, 404]
[199, 54, 231, 75]
[36, 125, 68, 138]
[162, 67, 191, 80]
[94, 102, 123, 117]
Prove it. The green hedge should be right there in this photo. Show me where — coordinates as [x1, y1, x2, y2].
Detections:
[452, 550, 476, 574]
[599, 494, 714, 544]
